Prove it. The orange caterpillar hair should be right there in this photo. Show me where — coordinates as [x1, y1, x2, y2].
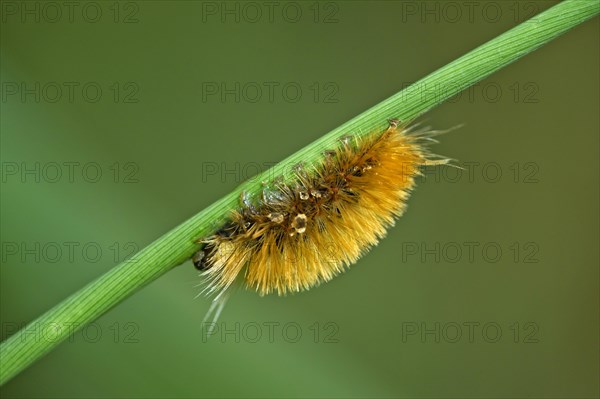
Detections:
[194, 120, 448, 296]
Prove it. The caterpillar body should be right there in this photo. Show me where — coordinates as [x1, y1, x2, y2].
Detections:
[193, 120, 449, 299]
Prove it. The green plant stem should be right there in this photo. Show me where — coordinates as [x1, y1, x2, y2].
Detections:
[1, 0, 597, 386]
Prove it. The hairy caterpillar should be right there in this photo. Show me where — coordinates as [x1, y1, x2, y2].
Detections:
[193, 119, 449, 316]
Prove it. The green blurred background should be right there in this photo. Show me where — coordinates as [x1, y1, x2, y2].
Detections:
[1, 1, 598, 398]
